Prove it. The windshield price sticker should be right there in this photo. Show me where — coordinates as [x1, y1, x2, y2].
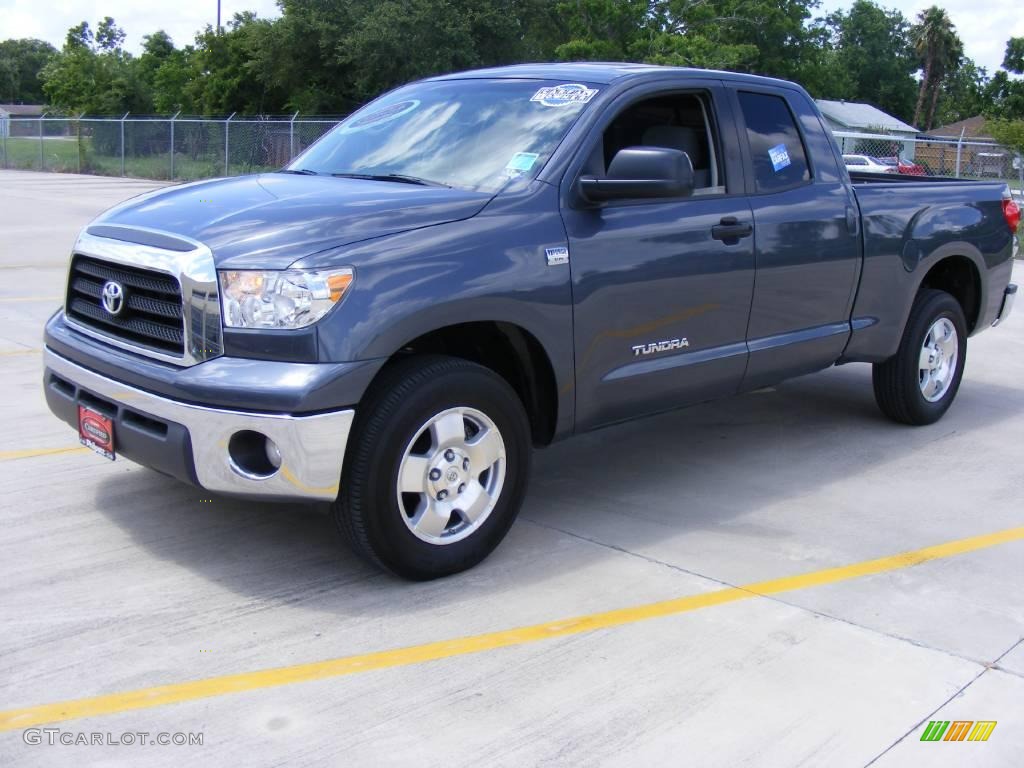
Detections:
[505, 152, 540, 175]
[531, 83, 598, 107]
[769, 143, 791, 172]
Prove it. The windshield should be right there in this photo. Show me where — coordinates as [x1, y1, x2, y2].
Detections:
[289, 79, 600, 193]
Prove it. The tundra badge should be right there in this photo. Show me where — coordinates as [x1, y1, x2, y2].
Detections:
[632, 338, 690, 356]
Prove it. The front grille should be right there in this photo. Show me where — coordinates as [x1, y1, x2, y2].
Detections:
[66, 255, 185, 356]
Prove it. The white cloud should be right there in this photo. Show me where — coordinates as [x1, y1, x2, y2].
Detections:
[0, 0, 282, 53]
[819, 0, 1024, 74]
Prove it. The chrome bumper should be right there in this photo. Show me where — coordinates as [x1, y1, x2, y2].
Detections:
[993, 283, 1017, 327]
[44, 349, 353, 501]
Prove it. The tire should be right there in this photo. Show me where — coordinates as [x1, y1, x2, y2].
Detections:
[333, 355, 532, 580]
[872, 289, 967, 425]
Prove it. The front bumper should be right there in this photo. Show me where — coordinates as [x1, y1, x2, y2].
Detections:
[44, 348, 353, 501]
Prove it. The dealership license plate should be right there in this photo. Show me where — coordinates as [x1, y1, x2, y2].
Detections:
[78, 405, 115, 461]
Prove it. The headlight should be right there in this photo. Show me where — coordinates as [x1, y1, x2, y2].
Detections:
[219, 268, 354, 329]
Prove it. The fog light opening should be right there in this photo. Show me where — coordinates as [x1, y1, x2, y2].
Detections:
[228, 430, 281, 479]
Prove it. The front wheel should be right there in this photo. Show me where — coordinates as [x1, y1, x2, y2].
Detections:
[873, 289, 967, 425]
[333, 355, 532, 580]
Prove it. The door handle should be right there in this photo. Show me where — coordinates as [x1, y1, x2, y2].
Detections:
[711, 216, 753, 242]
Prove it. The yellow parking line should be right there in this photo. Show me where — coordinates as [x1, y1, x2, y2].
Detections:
[1, 524, 1021, 732]
[0, 349, 40, 356]
[0, 264, 66, 270]
[0, 296, 60, 303]
[0, 446, 89, 461]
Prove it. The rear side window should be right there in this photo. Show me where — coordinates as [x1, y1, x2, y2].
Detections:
[737, 91, 810, 193]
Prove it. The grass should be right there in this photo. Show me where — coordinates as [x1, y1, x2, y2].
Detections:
[1, 137, 276, 181]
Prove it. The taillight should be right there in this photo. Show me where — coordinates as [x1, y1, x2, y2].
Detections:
[1004, 187, 1021, 233]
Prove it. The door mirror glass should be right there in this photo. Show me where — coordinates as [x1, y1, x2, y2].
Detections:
[579, 146, 695, 203]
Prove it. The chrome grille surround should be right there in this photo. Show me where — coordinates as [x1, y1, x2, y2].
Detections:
[63, 227, 222, 367]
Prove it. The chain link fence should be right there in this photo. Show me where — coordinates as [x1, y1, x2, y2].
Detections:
[832, 130, 1023, 188]
[0, 115, 341, 180]
[1, 116, 1021, 190]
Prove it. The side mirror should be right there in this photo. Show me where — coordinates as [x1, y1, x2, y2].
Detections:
[578, 146, 694, 203]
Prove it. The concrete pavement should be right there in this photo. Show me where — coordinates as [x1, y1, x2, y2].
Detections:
[0, 170, 1021, 766]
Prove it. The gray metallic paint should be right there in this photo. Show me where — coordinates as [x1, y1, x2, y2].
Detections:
[44, 63, 1015, 446]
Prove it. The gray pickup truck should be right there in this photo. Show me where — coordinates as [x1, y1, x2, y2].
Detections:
[44, 64, 1019, 578]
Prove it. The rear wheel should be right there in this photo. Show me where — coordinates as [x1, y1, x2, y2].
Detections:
[333, 355, 531, 579]
[873, 289, 967, 425]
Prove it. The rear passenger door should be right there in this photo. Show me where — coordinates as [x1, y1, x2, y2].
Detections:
[729, 87, 862, 390]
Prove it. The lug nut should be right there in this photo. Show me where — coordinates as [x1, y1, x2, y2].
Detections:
[444, 449, 456, 462]
[458, 483, 466, 494]
[437, 489, 448, 500]
[429, 468, 442, 481]
[462, 458, 470, 471]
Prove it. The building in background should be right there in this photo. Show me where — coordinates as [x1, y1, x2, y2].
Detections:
[816, 99, 919, 161]
[919, 116, 1012, 179]
[0, 104, 45, 138]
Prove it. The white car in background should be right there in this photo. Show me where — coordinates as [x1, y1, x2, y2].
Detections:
[843, 154, 896, 174]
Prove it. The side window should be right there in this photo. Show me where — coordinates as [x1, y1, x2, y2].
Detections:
[598, 92, 725, 195]
[737, 91, 810, 193]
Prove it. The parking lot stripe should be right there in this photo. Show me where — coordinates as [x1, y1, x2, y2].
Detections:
[0, 349, 40, 356]
[0, 296, 60, 303]
[1, 524, 1021, 732]
[0, 447, 89, 461]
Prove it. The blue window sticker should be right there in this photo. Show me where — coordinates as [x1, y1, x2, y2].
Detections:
[505, 152, 540, 174]
[530, 83, 598, 107]
[769, 143, 791, 172]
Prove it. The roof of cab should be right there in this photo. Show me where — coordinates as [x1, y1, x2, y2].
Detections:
[428, 62, 799, 89]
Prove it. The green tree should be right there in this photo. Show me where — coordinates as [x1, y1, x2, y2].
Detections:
[987, 38, 1024, 120]
[910, 6, 963, 130]
[932, 58, 991, 127]
[987, 118, 1024, 155]
[184, 14, 284, 114]
[40, 18, 151, 114]
[821, 1, 917, 123]
[138, 31, 193, 113]
[0, 39, 57, 103]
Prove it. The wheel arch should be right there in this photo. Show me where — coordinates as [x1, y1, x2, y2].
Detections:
[914, 251, 983, 334]
[368, 320, 563, 447]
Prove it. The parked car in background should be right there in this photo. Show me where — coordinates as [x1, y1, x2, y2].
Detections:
[879, 156, 928, 176]
[843, 154, 895, 174]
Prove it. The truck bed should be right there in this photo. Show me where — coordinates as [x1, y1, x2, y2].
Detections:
[840, 175, 1015, 363]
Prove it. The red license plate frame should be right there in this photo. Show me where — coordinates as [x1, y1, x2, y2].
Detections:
[78, 404, 115, 461]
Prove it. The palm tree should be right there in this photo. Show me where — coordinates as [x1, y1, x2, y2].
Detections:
[910, 6, 963, 131]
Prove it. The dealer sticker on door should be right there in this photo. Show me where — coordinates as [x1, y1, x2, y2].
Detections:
[769, 143, 791, 172]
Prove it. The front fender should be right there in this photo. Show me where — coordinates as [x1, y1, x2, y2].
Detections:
[299, 182, 576, 432]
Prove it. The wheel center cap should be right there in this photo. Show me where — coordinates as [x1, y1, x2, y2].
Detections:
[445, 467, 459, 483]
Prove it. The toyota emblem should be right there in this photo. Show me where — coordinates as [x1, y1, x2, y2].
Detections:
[101, 280, 126, 316]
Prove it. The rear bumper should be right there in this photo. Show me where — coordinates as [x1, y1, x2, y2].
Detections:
[993, 283, 1017, 327]
[44, 348, 353, 501]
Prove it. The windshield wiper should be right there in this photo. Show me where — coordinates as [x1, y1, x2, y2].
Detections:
[278, 168, 320, 175]
[331, 172, 450, 188]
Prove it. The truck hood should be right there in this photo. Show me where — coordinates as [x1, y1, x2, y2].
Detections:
[93, 173, 493, 268]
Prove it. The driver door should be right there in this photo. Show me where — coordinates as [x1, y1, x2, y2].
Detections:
[561, 83, 756, 431]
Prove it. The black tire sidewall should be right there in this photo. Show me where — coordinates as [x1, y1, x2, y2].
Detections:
[899, 291, 967, 424]
[342, 359, 531, 579]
